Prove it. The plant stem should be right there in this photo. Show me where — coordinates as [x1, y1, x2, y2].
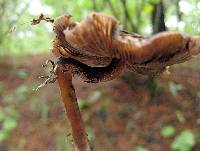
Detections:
[56, 66, 91, 151]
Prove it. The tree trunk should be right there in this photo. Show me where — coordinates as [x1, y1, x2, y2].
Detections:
[151, 0, 166, 34]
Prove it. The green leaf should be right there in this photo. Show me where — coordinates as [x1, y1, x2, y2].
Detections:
[3, 118, 17, 131]
[78, 100, 90, 109]
[160, 125, 176, 138]
[0, 130, 9, 142]
[133, 146, 149, 151]
[171, 130, 196, 151]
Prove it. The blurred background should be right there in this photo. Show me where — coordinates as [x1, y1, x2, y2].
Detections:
[0, 0, 200, 151]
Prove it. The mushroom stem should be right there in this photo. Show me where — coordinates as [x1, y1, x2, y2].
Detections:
[56, 66, 92, 151]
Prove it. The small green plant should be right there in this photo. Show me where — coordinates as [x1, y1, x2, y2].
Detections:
[0, 107, 18, 142]
[171, 130, 196, 151]
[160, 125, 176, 138]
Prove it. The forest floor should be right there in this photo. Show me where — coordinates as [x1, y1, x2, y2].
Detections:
[0, 54, 200, 151]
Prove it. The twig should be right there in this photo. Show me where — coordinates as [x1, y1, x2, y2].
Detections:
[31, 13, 54, 25]
[56, 66, 92, 151]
